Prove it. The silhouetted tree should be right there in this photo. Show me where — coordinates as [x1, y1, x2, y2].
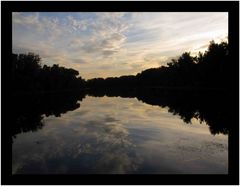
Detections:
[12, 53, 86, 92]
[85, 40, 229, 89]
[13, 40, 229, 91]
[196, 41, 229, 87]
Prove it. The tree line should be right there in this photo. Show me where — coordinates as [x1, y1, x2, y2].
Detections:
[86, 40, 230, 89]
[12, 53, 85, 92]
[12, 40, 229, 92]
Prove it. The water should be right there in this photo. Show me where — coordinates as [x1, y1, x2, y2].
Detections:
[12, 90, 228, 174]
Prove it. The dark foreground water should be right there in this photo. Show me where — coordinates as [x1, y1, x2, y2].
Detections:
[12, 90, 228, 174]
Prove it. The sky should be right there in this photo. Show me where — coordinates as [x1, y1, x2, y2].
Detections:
[12, 12, 228, 79]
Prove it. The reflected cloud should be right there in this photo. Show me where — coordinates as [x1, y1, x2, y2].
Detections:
[13, 106, 143, 174]
[12, 90, 228, 174]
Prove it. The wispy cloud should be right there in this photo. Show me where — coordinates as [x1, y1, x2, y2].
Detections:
[12, 12, 228, 79]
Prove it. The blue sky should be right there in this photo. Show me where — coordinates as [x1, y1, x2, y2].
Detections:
[12, 12, 228, 79]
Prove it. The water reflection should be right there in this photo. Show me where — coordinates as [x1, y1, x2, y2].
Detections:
[12, 88, 230, 140]
[12, 92, 85, 141]
[12, 89, 229, 174]
[87, 88, 230, 135]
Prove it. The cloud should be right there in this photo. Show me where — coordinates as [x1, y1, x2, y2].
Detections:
[104, 115, 119, 123]
[70, 58, 87, 64]
[79, 30, 127, 58]
[68, 39, 82, 48]
[13, 12, 63, 39]
[66, 15, 88, 31]
[13, 12, 39, 26]
[101, 33, 126, 49]
[12, 12, 228, 79]
[98, 64, 116, 70]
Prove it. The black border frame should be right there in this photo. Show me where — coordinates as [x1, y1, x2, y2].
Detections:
[1, 1, 239, 185]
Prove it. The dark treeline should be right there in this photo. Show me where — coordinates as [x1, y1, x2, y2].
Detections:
[12, 40, 229, 91]
[12, 53, 85, 92]
[12, 92, 86, 142]
[86, 41, 230, 89]
[87, 88, 230, 135]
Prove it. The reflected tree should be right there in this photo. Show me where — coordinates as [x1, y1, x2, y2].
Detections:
[85, 88, 230, 135]
[12, 92, 86, 142]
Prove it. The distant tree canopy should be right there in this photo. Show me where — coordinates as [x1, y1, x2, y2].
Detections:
[12, 53, 85, 92]
[12, 40, 230, 92]
[86, 40, 230, 89]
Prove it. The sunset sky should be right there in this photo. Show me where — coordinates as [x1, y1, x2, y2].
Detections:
[12, 12, 228, 79]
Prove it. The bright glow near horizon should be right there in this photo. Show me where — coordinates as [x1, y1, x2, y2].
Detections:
[12, 12, 228, 79]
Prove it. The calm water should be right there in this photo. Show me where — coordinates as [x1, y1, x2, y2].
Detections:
[12, 91, 228, 174]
